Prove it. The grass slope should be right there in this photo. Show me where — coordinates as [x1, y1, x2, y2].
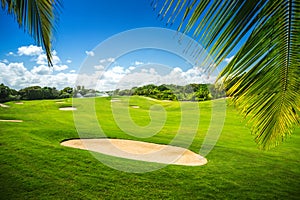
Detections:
[0, 97, 299, 199]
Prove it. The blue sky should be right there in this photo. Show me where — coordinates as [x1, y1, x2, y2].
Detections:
[0, 0, 233, 90]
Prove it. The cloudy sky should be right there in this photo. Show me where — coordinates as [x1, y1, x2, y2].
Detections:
[0, 0, 234, 91]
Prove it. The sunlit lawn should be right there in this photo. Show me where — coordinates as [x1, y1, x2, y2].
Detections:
[0, 97, 299, 199]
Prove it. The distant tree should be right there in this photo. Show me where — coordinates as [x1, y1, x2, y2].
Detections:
[157, 85, 168, 91]
[114, 89, 120, 95]
[19, 86, 59, 100]
[0, 83, 10, 102]
[195, 84, 210, 101]
[50, 87, 59, 99]
[117, 83, 226, 101]
[0, 84, 21, 102]
[19, 86, 42, 100]
[28, 87, 43, 100]
[183, 85, 194, 94]
[0, 84, 75, 101]
[208, 84, 226, 99]
[61, 87, 73, 94]
[42, 87, 51, 99]
[74, 85, 89, 96]
[59, 87, 73, 98]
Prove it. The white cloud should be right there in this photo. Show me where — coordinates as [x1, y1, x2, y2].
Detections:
[91, 65, 216, 91]
[0, 59, 9, 63]
[75, 73, 99, 89]
[173, 67, 183, 73]
[0, 50, 216, 92]
[0, 62, 33, 87]
[134, 61, 144, 65]
[35, 54, 48, 65]
[32, 50, 67, 72]
[128, 66, 135, 71]
[7, 52, 15, 56]
[7, 62, 28, 76]
[0, 46, 72, 90]
[95, 58, 116, 70]
[99, 59, 106, 63]
[85, 51, 95, 57]
[66, 59, 72, 63]
[53, 64, 68, 71]
[31, 65, 52, 75]
[94, 65, 105, 70]
[224, 56, 234, 64]
[149, 68, 157, 75]
[107, 57, 115, 63]
[18, 45, 43, 56]
[0, 61, 75, 90]
[99, 57, 115, 63]
[141, 68, 148, 73]
[7, 45, 64, 70]
[111, 66, 125, 74]
[36, 50, 60, 65]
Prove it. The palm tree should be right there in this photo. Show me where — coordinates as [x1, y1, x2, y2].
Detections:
[154, 0, 300, 149]
[1, 0, 61, 66]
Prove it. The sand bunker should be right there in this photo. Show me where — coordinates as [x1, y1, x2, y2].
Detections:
[0, 119, 23, 122]
[15, 102, 23, 105]
[61, 139, 207, 166]
[131, 105, 140, 109]
[110, 99, 120, 102]
[59, 107, 77, 111]
[0, 103, 9, 108]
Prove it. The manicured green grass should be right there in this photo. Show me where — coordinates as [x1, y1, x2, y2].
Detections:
[1, 97, 299, 199]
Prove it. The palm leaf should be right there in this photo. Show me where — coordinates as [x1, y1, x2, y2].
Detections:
[1, 0, 61, 66]
[155, 0, 300, 149]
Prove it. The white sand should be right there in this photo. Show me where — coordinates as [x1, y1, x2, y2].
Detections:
[131, 105, 140, 108]
[15, 102, 24, 104]
[110, 99, 120, 102]
[0, 103, 9, 108]
[61, 139, 207, 166]
[59, 107, 77, 111]
[0, 119, 23, 122]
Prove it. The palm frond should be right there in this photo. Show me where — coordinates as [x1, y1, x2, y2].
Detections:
[155, 0, 300, 149]
[1, 0, 61, 66]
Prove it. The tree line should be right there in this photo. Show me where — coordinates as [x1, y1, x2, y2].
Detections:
[0, 83, 73, 103]
[0, 83, 227, 103]
[114, 84, 226, 101]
